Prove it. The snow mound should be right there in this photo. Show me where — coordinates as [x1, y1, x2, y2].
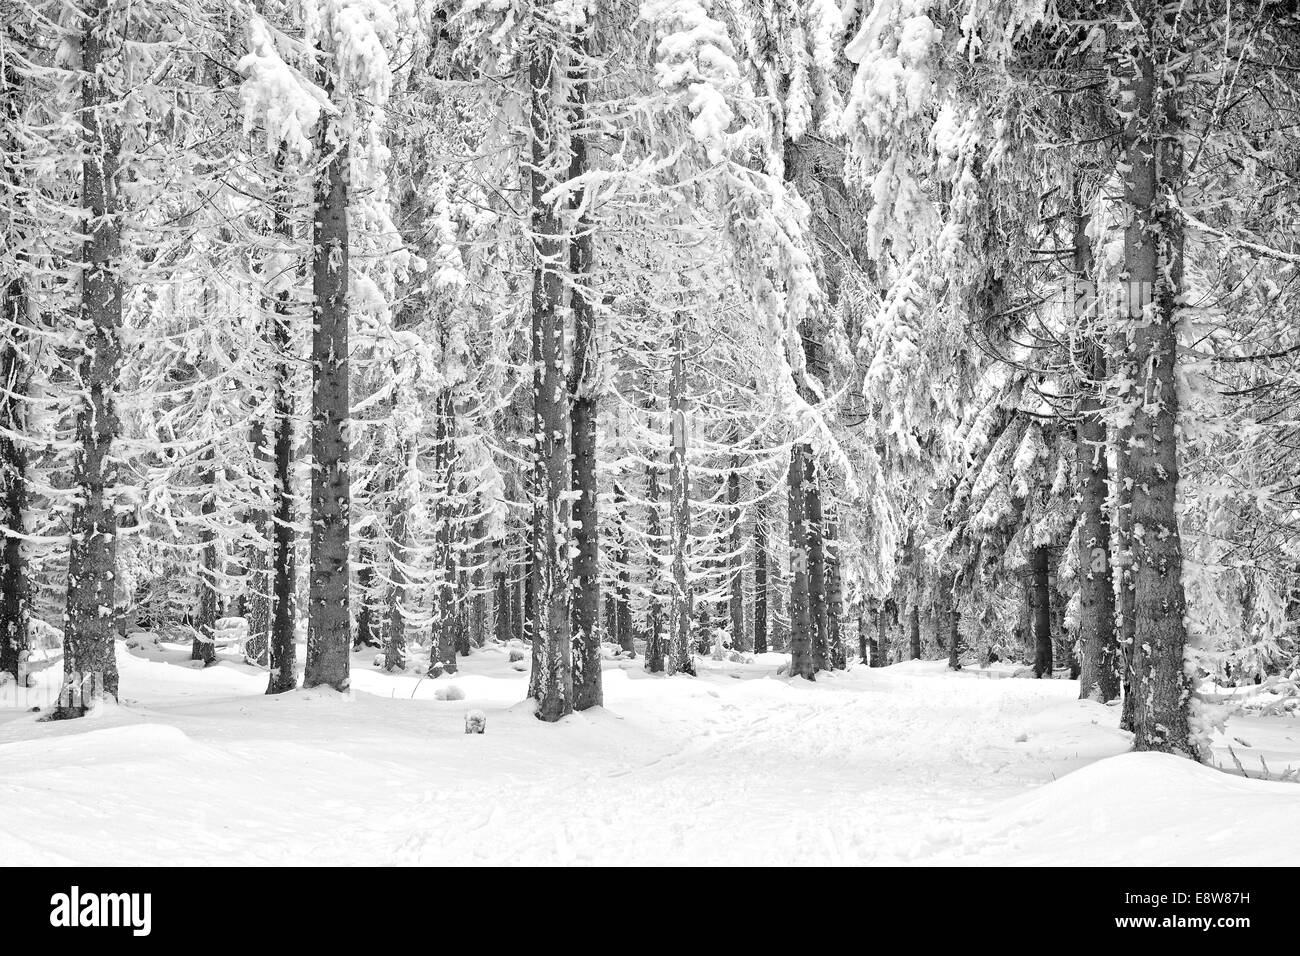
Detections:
[961, 751, 1300, 866]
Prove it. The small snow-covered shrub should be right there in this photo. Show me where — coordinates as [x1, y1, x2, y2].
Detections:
[465, 710, 486, 734]
[434, 685, 465, 701]
[508, 648, 525, 663]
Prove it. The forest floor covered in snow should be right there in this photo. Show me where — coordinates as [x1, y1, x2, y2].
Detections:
[1, 637, 1298, 866]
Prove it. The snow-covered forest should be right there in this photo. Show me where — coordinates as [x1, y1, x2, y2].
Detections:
[1, 0, 1299, 867]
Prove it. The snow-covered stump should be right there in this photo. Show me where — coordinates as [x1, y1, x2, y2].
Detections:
[464, 710, 486, 734]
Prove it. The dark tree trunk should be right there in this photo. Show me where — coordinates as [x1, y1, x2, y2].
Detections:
[727, 462, 746, 652]
[1032, 545, 1052, 678]
[263, 143, 298, 695]
[944, 575, 961, 671]
[1, 57, 30, 683]
[354, 538, 381, 649]
[788, 444, 815, 679]
[430, 388, 458, 673]
[302, 93, 351, 692]
[753, 496, 768, 654]
[493, 541, 512, 646]
[1119, 13, 1195, 755]
[568, 24, 600, 709]
[611, 479, 634, 656]
[667, 318, 694, 677]
[192, 446, 219, 666]
[826, 514, 844, 668]
[857, 611, 868, 665]
[804, 455, 829, 671]
[526, 35, 573, 719]
[908, 599, 920, 661]
[57, 12, 123, 716]
[643, 459, 665, 673]
[1074, 218, 1120, 701]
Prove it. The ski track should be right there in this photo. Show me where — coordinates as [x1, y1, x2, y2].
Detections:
[0, 641, 1297, 865]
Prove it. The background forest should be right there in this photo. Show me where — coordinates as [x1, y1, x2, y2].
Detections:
[1, 0, 1299, 770]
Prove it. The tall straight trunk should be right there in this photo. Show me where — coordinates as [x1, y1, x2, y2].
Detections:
[0, 296, 28, 683]
[265, 144, 298, 695]
[788, 444, 815, 679]
[1074, 213, 1120, 701]
[302, 93, 351, 692]
[804, 455, 829, 671]
[727, 463, 746, 652]
[468, 506, 487, 648]
[57, 12, 123, 716]
[526, 34, 573, 719]
[383, 459, 410, 672]
[243, 406, 271, 667]
[611, 478, 634, 655]
[568, 22, 600, 709]
[1031, 545, 1052, 678]
[826, 514, 844, 668]
[908, 601, 920, 660]
[354, 536, 380, 649]
[873, 599, 892, 667]
[493, 540, 512, 646]
[1118, 12, 1195, 755]
[752, 495, 768, 654]
[430, 388, 458, 673]
[857, 611, 868, 665]
[643, 459, 665, 672]
[944, 575, 961, 671]
[192, 446, 219, 665]
[666, 318, 694, 676]
[1, 56, 30, 683]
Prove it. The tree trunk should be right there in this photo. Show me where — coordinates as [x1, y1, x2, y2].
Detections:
[804, 455, 829, 671]
[753, 495, 768, 655]
[1074, 219, 1120, 701]
[192, 446, 219, 666]
[568, 24, 601, 709]
[430, 388, 458, 674]
[354, 537, 380, 649]
[726, 462, 746, 652]
[302, 90, 351, 692]
[264, 143, 298, 695]
[667, 318, 694, 677]
[944, 576, 961, 671]
[57, 11, 123, 717]
[788, 444, 816, 679]
[1118, 12, 1195, 755]
[611, 479, 634, 656]
[908, 598, 920, 661]
[526, 34, 573, 719]
[644, 459, 665, 672]
[826, 514, 844, 668]
[1032, 545, 1052, 678]
[1, 56, 30, 683]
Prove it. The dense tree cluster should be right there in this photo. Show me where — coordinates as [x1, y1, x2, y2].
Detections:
[2, 0, 1298, 758]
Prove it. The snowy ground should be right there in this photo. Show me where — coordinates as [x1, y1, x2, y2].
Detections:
[1, 638, 1297, 866]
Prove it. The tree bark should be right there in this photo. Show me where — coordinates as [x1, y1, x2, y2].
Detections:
[1074, 213, 1120, 701]
[753, 494, 768, 654]
[302, 88, 351, 692]
[1032, 545, 1052, 678]
[1118, 11, 1195, 755]
[568, 22, 601, 709]
[526, 31, 573, 719]
[1, 54, 30, 683]
[430, 388, 458, 673]
[611, 478, 634, 655]
[643, 458, 665, 672]
[192, 445, 219, 666]
[788, 444, 816, 679]
[804, 455, 830, 671]
[57, 10, 123, 716]
[667, 317, 694, 677]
